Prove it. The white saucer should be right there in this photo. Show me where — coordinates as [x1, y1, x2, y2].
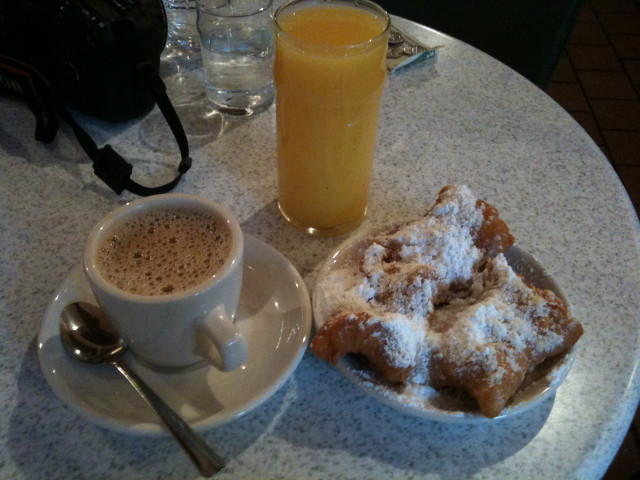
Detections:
[312, 228, 576, 423]
[38, 235, 312, 436]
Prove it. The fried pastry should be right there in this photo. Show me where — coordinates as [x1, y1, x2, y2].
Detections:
[310, 311, 423, 383]
[311, 185, 583, 418]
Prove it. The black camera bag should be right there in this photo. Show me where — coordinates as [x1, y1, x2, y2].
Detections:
[0, 0, 192, 196]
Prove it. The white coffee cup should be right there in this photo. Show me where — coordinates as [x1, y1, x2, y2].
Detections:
[82, 194, 248, 371]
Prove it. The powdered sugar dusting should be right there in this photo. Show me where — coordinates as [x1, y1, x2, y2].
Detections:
[367, 313, 425, 368]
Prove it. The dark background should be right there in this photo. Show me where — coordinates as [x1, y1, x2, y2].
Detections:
[375, 0, 585, 88]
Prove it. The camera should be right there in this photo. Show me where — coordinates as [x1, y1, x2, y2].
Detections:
[0, 0, 192, 197]
[0, 0, 168, 122]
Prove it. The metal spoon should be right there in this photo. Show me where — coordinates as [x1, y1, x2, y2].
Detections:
[59, 301, 225, 477]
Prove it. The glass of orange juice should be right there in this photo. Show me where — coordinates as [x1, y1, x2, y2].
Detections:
[274, 0, 390, 236]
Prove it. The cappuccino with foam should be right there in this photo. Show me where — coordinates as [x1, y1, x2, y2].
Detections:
[97, 207, 231, 296]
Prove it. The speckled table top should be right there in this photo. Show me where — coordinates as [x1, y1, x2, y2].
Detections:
[1, 15, 640, 480]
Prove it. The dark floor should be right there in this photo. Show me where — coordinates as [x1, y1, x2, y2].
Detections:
[546, 0, 640, 220]
[544, 0, 640, 477]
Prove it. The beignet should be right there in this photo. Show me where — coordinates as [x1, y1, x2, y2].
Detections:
[311, 185, 583, 418]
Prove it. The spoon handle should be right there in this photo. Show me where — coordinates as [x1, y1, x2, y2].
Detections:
[115, 360, 225, 477]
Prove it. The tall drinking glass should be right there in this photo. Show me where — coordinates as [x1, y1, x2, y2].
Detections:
[164, 0, 199, 53]
[274, 0, 390, 236]
[197, 0, 275, 115]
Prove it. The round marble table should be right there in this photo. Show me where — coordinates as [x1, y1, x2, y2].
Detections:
[1, 16, 639, 480]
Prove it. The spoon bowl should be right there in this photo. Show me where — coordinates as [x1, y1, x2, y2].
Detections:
[60, 302, 125, 364]
[59, 301, 225, 477]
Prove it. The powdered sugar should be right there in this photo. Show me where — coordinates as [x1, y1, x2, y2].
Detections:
[366, 313, 425, 368]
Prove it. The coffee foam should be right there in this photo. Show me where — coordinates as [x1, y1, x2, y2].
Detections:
[97, 207, 232, 296]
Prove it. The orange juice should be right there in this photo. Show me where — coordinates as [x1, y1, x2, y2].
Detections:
[274, 0, 389, 235]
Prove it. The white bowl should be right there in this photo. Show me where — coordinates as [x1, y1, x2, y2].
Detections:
[312, 228, 577, 423]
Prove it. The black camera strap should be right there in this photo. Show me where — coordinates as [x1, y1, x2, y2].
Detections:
[109, 18, 192, 196]
[0, 19, 192, 196]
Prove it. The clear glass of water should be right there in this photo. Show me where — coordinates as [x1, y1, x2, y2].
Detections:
[196, 0, 275, 115]
[164, 0, 200, 53]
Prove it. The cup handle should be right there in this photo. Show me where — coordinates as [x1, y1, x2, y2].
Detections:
[197, 305, 248, 372]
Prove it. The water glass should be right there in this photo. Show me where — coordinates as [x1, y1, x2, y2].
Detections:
[196, 0, 275, 115]
[164, 0, 199, 52]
